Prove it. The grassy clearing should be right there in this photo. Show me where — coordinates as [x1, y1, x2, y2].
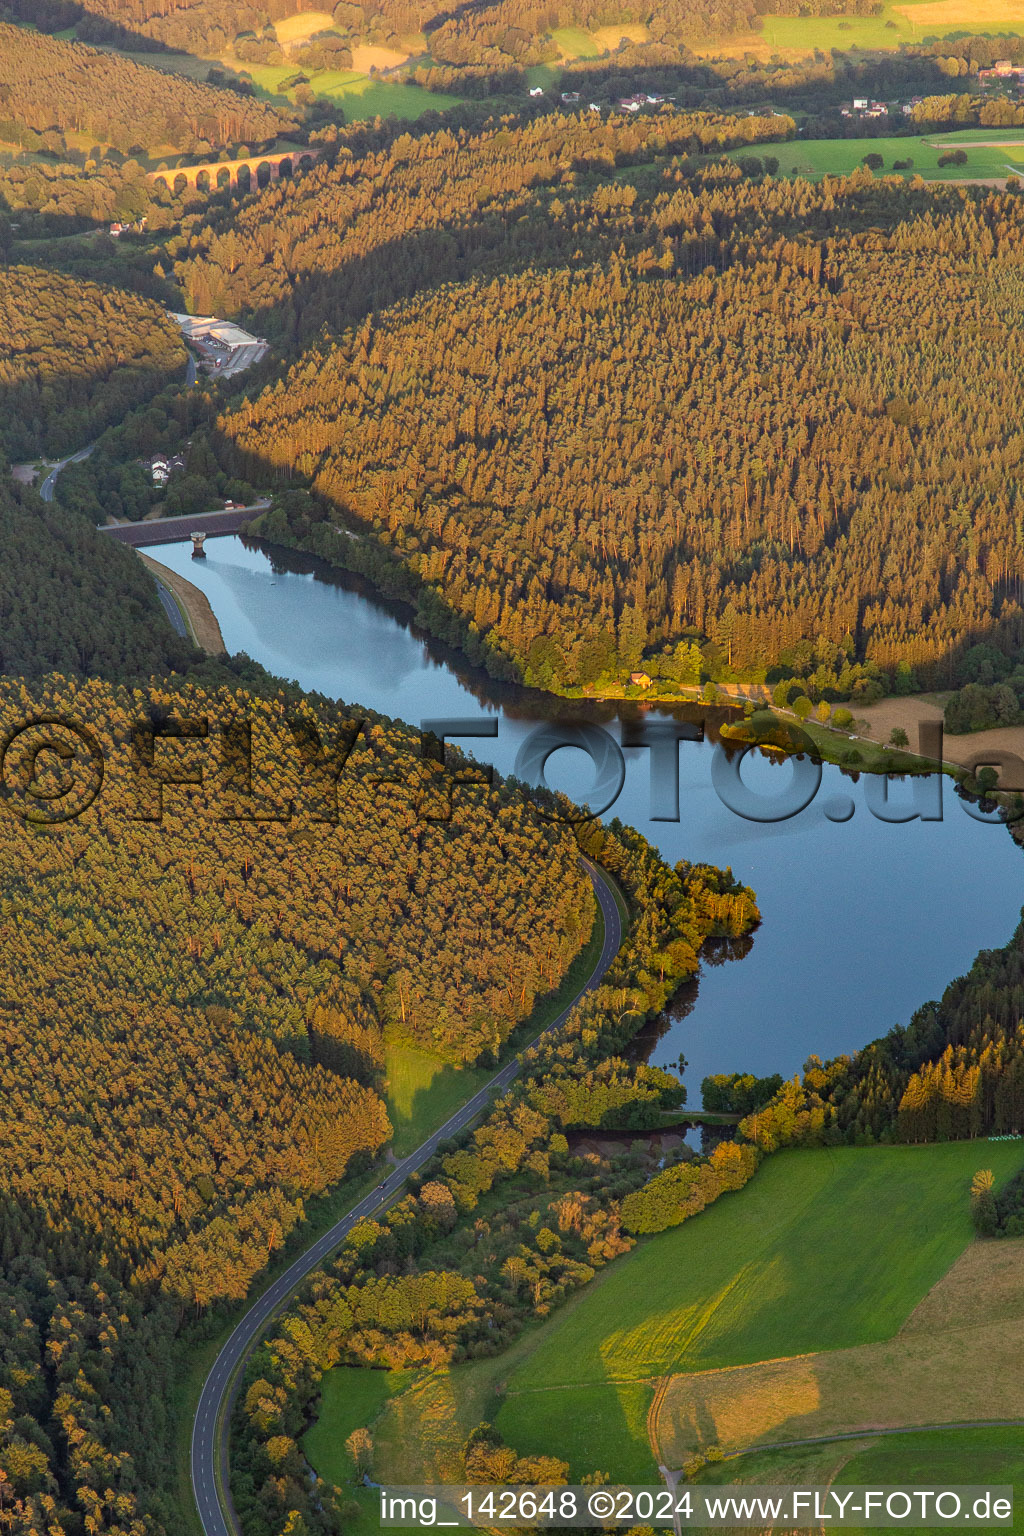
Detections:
[304, 1372, 401, 1536]
[738, 136, 1024, 181]
[696, 0, 1024, 58]
[591, 23, 651, 49]
[384, 1045, 492, 1157]
[551, 21, 651, 57]
[496, 1381, 658, 1480]
[274, 9, 335, 49]
[351, 43, 411, 70]
[551, 25, 602, 58]
[315, 75, 462, 118]
[498, 1144, 1024, 1390]
[303, 1366, 413, 1483]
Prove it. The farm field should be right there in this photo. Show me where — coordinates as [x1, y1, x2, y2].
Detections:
[654, 1236, 1024, 1462]
[696, 0, 1024, 58]
[327, 1145, 1024, 1488]
[698, 1429, 1024, 1534]
[498, 1145, 1024, 1392]
[745, 135, 1024, 180]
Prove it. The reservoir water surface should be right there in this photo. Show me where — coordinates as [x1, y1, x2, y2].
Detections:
[149, 535, 1024, 1095]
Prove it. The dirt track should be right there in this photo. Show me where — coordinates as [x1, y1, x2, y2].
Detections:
[850, 695, 1024, 785]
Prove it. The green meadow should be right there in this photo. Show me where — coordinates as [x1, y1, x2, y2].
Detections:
[745, 134, 1024, 180]
[500, 1145, 1024, 1392]
[332, 1143, 1024, 1487]
[700, 1427, 1024, 1534]
[303, 1367, 412, 1485]
[704, 0, 1024, 56]
[550, 26, 602, 58]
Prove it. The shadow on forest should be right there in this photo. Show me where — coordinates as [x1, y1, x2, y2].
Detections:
[205, 139, 973, 357]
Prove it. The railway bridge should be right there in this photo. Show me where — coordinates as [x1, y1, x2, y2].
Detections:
[147, 146, 322, 194]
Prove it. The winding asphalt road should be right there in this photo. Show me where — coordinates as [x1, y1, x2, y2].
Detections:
[192, 858, 624, 1536]
[38, 444, 94, 502]
[37, 352, 195, 504]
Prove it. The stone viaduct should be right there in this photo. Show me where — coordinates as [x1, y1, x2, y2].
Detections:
[147, 145, 323, 194]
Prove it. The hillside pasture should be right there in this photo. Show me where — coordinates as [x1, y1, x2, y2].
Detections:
[274, 10, 336, 50]
[741, 135, 1024, 180]
[499, 1146, 1024, 1393]
[696, 0, 1024, 58]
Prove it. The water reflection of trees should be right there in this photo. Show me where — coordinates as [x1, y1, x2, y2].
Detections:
[243, 536, 764, 740]
[626, 932, 756, 1071]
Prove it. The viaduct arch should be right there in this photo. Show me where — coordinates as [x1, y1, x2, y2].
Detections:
[147, 146, 323, 195]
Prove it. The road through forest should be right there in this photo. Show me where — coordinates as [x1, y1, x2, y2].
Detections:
[192, 858, 625, 1536]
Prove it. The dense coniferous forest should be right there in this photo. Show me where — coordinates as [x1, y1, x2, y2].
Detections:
[0, 672, 592, 1531]
[176, 110, 791, 334]
[0, 23, 293, 153]
[217, 162, 1024, 690]
[0, 474, 197, 676]
[0, 265, 187, 458]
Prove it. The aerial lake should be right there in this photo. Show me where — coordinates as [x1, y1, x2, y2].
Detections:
[149, 535, 1024, 1096]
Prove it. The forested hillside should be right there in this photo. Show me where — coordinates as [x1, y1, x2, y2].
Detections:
[6, 0, 336, 52]
[0, 475, 197, 676]
[0, 672, 591, 1533]
[0, 265, 186, 458]
[0, 22, 294, 152]
[177, 110, 791, 333]
[422, 0, 886, 65]
[4, 0, 903, 57]
[220, 171, 1024, 690]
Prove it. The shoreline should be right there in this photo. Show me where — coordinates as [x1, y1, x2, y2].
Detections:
[138, 550, 226, 656]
